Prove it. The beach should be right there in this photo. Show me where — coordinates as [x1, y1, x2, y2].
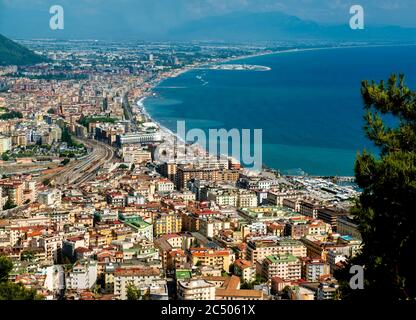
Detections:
[134, 43, 416, 177]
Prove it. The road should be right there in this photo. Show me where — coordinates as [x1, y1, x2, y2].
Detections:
[122, 92, 139, 132]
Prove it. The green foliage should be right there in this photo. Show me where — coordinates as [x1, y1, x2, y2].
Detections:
[0, 111, 23, 120]
[20, 251, 35, 262]
[118, 164, 129, 170]
[3, 198, 16, 210]
[126, 284, 141, 300]
[0, 33, 47, 66]
[79, 116, 116, 128]
[0, 256, 13, 282]
[253, 274, 266, 285]
[0, 282, 41, 300]
[0, 255, 43, 300]
[1, 153, 9, 161]
[61, 158, 70, 166]
[61, 127, 73, 146]
[241, 281, 254, 289]
[42, 178, 51, 187]
[337, 74, 416, 300]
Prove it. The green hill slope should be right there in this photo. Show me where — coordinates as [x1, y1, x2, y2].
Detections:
[0, 33, 46, 66]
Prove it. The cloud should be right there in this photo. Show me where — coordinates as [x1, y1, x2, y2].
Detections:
[1, 0, 415, 39]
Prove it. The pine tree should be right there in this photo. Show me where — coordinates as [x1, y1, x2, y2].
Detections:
[337, 74, 416, 300]
[0, 255, 43, 300]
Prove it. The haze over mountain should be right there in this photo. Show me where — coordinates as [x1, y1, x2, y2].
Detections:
[167, 11, 416, 42]
[0, 33, 46, 66]
[1, 0, 416, 41]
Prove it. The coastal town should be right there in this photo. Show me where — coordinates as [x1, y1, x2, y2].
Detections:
[0, 39, 361, 300]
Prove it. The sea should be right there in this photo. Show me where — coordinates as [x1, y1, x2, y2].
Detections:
[144, 45, 416, 176]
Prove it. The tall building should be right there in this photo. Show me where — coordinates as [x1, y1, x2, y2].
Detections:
[0, 180, 24, 206]
[0, 135, 12, 154]
[302, 258, 331, 282]
[65, 261, 98, 291]
[153, 212, 182, 237]
[176, 165, 220, 190]
[261, 254, 302, 285]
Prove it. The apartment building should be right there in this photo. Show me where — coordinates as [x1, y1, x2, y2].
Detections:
[113, 267, 162, 300]
[267, 191, 304, 206]
[0, 180, 24, 206]
[177, 279, 216, 300]
[199, 219, 230, 239]
[246, 237, 307, 264]
[155, 179, 175, 193]
[39, 235, 64, 264]
[317, 207, 346, 230]
[299, 200, 321, 218]
[301, 258, 331, 282]
[337, 215, 361, 239]
[122, 146, 152, 164]
[0, 135, 12, 153]
[207, 189, 238, 207]
[261, 254, 302, 285]
[237, 190, 258, 207]
[189, 247, 233, 272]
[66, 261, 98, 291]
[153, 211, 182, 237]
[234, 259, 256, 283]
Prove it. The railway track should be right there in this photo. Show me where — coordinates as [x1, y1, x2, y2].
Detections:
[53, 138, 115, 188]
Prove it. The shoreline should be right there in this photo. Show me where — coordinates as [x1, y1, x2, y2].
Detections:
[133, 43, 416, 178]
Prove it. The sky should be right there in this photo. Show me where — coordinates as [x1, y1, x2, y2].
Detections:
[1, 0, 415, 39]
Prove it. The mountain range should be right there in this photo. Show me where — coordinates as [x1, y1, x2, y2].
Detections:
[167, 11, 416, 42]
[1, 11, 416, 44]
[0, 33, 46, 66]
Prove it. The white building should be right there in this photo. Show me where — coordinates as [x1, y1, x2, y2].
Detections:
[156, 179, 175, 193]
[117, 132, 162, 145]
[245, 222, 267, 236]
[122, 146, 152, 164]
[237, 190, 258, 207]
[44, 265, 65, 294]
[39, 235, 64, 263]
[327, 249, 347, 273]
[177, 279, 216, 300]
[199, 219, 231, 238]
[37, 189, 62, 207]
[66, 261, 98, 290]
[113, 267, 161, 300]
[207, 189, 238, 207]
[0, 135, 12, 154]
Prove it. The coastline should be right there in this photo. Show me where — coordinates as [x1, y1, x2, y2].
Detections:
[133, 43, 416, 178]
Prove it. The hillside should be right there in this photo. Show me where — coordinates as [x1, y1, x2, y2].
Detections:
[0, 33, 46, 66]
